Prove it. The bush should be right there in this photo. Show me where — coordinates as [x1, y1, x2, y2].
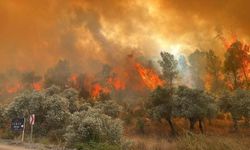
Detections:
[64, 108, 123, 147]
[94, 100, 122, 118]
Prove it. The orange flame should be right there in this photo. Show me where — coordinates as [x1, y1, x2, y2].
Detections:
[32, 82, 42, 91]
[91, 83, 110, 97]
[107, 77, 126, 90]
[134, 63, 164, 90]
[7, 82, 22, 94]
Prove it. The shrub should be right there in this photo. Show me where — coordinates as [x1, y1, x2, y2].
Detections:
[64, 108, 123, 147]
[94, 100, 122, 118]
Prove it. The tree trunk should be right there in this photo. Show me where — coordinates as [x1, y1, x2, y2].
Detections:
[233, 71, 238, 90]
[167, 118, 176, 135]
[199, 119, 204, 134]
[189, 118, 196, 131]
[233, 119, 238, 131]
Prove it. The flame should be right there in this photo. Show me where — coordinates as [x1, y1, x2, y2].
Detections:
[7, 82, 22, 94]
[134, 63, 164, 90]
[107, 77, 126, 90]
[32, 82, 42, 91]
[69, 74, 77, 83]
[91, 83, 110, 98]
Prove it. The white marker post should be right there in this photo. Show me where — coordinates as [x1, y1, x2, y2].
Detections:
[29, 114, 35, 143]
[21, 118, 25, 142]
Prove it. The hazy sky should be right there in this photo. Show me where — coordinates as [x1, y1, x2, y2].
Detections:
[0, 0, 249, 73]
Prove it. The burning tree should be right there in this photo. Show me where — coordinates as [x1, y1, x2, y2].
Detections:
[205, 50, 224, 93]
[44, 60, 71, 89]
[224, 41, 250, 89]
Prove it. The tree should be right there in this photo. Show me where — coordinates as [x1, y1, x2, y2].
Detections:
[21, 71, 42, 89]
[188, 50, 207, 90]
[206, 50, 224, 93]
[64, 108, 123, 147]
[175, 86, 218, 133]
[158, 52, 178, 88]
[148, 86, 177, 134]
[62, 88, 79, 113]
[219, 89, 250, 130]
[224, 41, 250, 89]
[0, 105, 5, 128]
[94, 100, 122, 118]
[44, 59, 71, 89]
[43, 94, 70, 139]
[5, 90, 46, 135]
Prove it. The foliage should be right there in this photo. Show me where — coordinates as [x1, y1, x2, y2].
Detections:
[43, 94, 70, 130]
[44, 59, 71, 88]
[219, 89, 250, 130]
[175, 86, 218, 120]
[147, 86, 176, 134]
[64, 108, 123, 147]
[62, 88, 79, 113]
[94, 100, 122, 118]
[0, 105, 5, 128]
[206, 50, 224, 93]
[158, 51, 178, 87]
[174, 86, 218, 132]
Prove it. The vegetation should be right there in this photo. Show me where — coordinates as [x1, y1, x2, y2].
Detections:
[0, 44, 249, 149]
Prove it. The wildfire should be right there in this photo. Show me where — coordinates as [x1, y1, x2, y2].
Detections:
[7, 82, 22, 94]
[107, 77, 126, 90]
[69, 74, 77, 84]
[91, 83, 110, 98]
[134, 63, 164, 90]
[32, 82, 42, 91]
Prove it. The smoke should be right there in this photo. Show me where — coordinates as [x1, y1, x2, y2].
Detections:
[0, 0, 249, 75]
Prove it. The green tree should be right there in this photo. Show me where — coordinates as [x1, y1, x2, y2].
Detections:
[158, 52, 178, 87]
[64, 108, 123, 147]
[0, 105, 5, 128]
[44, 59, 71, 89]
[219, 89, 250, 130]
[5, 90, 46, 135]
[148, 86, 177, 134]
[175, 86, 218, 133]
[62, 88, 79, 113]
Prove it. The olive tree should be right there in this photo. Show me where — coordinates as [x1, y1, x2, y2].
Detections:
[94, 100, 122, 118]
[5, 90, 46, 135]
[175, 86, 218, 133]
[64, 108, 123, 147]
[147, 86, 177, 134]
[62, 88, 79, 113]
[219, 89, 250, 130]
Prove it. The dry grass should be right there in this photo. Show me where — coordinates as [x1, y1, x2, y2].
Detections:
[128, 136, 176, 150]
[127, 133, 250, 150]
[176, 133, 250, 150]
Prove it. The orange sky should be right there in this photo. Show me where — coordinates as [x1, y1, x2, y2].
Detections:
[0, 0, 249, 74]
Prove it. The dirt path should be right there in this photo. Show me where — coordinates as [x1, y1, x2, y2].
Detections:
[0, 143, 28, 150]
